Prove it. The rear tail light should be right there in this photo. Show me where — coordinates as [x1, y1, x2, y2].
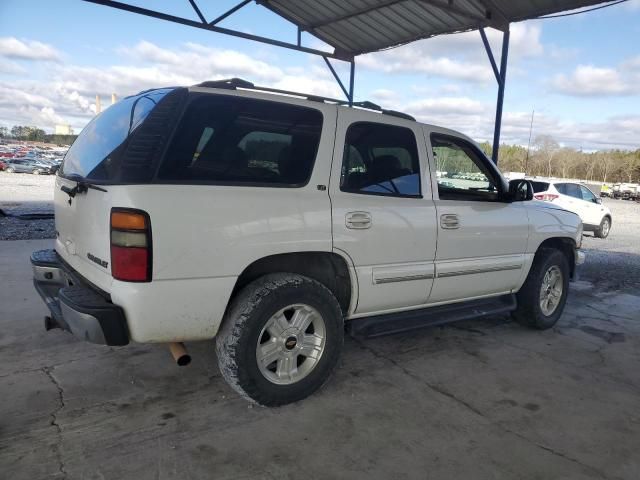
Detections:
[110, 208, 152, 282]
[534, 194, 559, 202]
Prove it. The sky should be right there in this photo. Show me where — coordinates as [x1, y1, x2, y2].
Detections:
[0, 0, 639, 150]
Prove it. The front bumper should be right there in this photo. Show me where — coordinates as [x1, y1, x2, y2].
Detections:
[575, 249, 586, 266]
[31, 249, 129, 346]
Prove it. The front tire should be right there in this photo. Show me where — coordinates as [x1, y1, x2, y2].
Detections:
[595, 216, 611, 239]
[514, 248, 570, 330]
[33, 169, 41, 175]
[6, 167, 14, 173]
[216, 273, 343, 406]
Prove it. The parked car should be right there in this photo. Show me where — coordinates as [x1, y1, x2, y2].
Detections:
[0, 160, 6, 171]
[530, 180, 612, 238]
[32, 80, 585, 406]
[4, 159, 53, 175]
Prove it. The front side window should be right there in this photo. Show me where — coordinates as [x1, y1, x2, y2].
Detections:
[431, 134, 499, 201]
[340, 122, 421, 197]
[580, 185, 597, 202]
[159, 95, 323, 186]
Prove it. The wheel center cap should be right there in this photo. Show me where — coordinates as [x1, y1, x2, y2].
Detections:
[284, 336, 297, 350]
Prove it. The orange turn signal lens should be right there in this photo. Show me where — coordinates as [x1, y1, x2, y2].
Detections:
[111, 211, 146, 230]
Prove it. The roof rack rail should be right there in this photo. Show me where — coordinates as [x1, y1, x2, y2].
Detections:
[194, 78, 416, 121]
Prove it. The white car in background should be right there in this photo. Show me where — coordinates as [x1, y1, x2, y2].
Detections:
[530, 180, 612, 238]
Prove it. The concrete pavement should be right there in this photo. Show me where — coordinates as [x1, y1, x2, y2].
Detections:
[1, 239, 639, 479]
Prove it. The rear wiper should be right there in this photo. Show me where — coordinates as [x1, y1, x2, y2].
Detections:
[61, 174, 108, 198]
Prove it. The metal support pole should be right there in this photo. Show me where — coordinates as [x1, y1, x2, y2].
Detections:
[349, 61, 355, 106]
[492, 28, 509, 164]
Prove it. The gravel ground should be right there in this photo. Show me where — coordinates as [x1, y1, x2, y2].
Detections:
[580, 198, 640, 293]
[0, 171, 55, 240]
[1, 173, 638, 291]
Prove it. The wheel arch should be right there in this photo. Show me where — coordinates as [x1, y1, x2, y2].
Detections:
[536, 237, 576, 278]
[227, 251, 354, 316]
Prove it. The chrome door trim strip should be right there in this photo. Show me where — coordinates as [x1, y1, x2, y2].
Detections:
[436, 264, 522, 278]
[374, 273, 435, 284]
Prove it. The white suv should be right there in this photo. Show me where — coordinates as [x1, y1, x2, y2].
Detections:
[32, 79, 585, 406]
[530, 180, 612, 238]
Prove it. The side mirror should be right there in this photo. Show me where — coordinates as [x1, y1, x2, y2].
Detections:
[595, 197, 602, 204]
[507, 179, 534, 202]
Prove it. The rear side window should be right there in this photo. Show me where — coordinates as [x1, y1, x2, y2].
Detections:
[61, 89, 173, 180]
[530, 181, 549, 193]
[563, 183, 582, 199]
[159, 95, 323, 186]
[340, 122, 421, 197]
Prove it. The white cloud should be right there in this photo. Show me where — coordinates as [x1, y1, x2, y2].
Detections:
[0, 37, 61, 61]
[552, 58, 640, 96]
[395, 93, 640, 150]
[0, 40, 344, 130]
[359, 23, 543, 83]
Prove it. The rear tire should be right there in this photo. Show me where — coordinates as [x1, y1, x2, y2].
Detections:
[216, 273, 343, 406]
[595, 216, 611, 239]
[514, 248, 570, 330]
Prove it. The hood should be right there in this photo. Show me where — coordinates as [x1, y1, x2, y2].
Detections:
[528, 199, 579, 216]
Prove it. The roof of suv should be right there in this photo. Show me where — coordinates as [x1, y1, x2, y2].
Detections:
[188, 78, 470, 143]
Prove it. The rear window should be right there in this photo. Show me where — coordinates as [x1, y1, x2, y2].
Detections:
[61, 88, 173, 180]
[158, 95, 323, 186]
[530, 181, 550, 193]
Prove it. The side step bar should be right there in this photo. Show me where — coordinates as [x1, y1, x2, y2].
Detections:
[347, 294, 517, 339]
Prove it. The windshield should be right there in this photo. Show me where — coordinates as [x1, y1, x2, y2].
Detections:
[61, 88, 173, 180]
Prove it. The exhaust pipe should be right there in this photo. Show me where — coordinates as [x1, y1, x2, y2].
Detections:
[169, 342, 191, 366]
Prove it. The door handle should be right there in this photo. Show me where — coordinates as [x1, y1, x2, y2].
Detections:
[440, 214, 460, 229]
[346, 211, 372, 229]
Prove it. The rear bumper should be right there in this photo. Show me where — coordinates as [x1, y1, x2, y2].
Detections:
[31, 249, 129, 346]
[575, 249, 586, 266]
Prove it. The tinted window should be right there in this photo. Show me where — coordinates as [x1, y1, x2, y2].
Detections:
[563, 183, 582, 199]
[159, 96, 322, 186]
[62, 89, 172, 179]
[340, 122, 421, 197]
[530, 181, 550, 193]
[431, 134, 499, 201]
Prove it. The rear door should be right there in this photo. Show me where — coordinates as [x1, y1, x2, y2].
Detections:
[426, 129, 529, 303]
[329, 110, 437, 315]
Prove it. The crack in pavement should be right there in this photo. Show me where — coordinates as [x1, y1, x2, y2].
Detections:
[352, 337, 611, 480]
[42, 366, 67, 479]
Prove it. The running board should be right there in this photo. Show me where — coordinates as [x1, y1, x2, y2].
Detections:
[346, 294, 517, 339]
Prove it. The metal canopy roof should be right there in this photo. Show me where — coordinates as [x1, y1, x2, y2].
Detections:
[82, 0, 620, 162]
[263, 0, 613, 57]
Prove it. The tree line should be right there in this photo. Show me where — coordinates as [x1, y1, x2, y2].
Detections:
[479, 135, 640, 184]
[0, 125, 77, 146]
[1, 124, 638, 183]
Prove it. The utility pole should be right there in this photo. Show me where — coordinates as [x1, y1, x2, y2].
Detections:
[525, 109, 535, 174]
[95, 95, 102, 115]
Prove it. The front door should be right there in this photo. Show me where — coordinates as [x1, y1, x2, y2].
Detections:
[579, 185, 605, 226]
[329, 110, 438, 316]
[426, 129, 530, 303]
